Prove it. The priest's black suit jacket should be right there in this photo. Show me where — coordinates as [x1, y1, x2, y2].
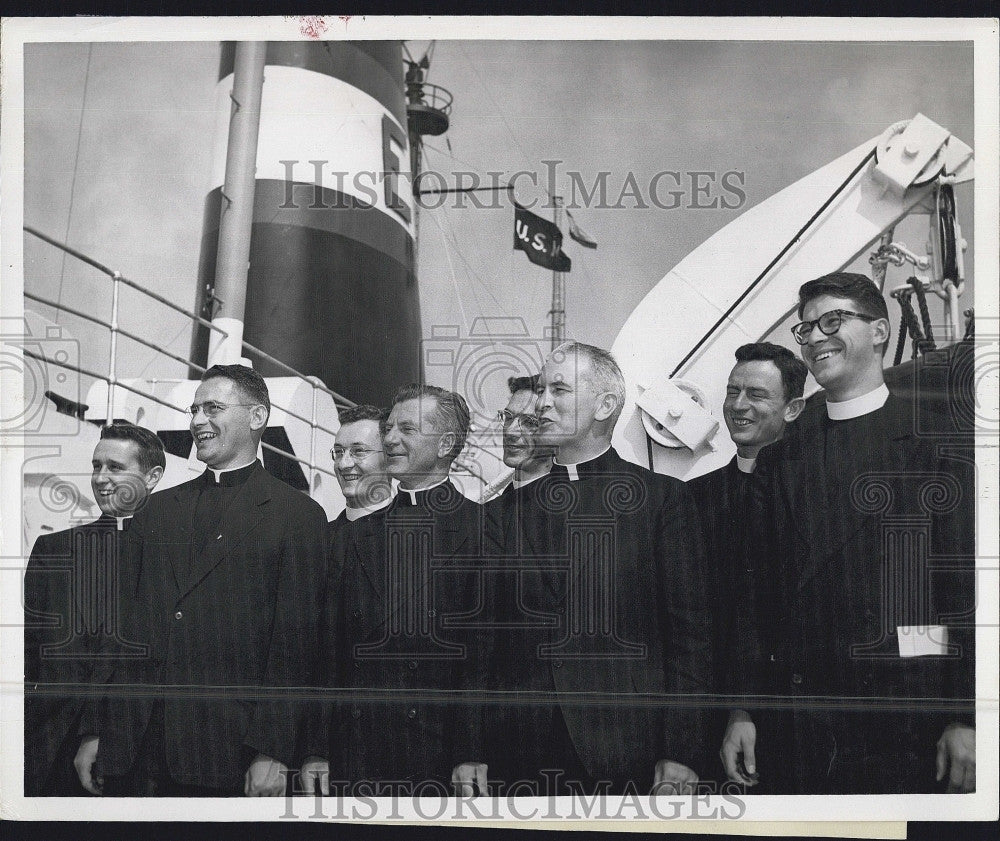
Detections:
[90, 462, 328, 790]
[24, 515, 124, 795]
[493, 447, 712, 788]
[322, 482, 485, 787]
[744, 393, 976, 793]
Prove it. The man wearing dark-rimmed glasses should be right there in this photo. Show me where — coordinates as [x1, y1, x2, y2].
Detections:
[722, 272, 976, 794]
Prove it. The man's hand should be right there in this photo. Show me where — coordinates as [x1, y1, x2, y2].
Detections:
[936, 724, 975, 792]
[73, 735, 102, 795]
[244, 753, 288, 796]
[300, 755, 330, 796]
[720, 709, 759, 786]
[651, 759, 698, 795]
[452, 761, 489, 797]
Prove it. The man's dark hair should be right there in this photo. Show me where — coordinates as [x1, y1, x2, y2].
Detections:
[392, 384, 470, 459]
[734, 342, 808, 402]
[508, 374, 540, 394]
[797, 272, 890, 322]
[100, 421, 166, 472]
[202, 364, 271, 419]
[338, 404, 387, 426]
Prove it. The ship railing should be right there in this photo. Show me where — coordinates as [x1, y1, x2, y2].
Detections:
[407, 81, 453, 115]
[22, 225, 350, 482]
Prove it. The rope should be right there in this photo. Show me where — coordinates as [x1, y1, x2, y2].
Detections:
[963, 310, 975, 342]
[897, 292, 926, 361]
[908, 276, 936, 350]
[893, 306, 910, 367]
[671, 146, 878, 378]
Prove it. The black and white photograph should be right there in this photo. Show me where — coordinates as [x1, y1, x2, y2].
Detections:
[1, 15, 996, 827]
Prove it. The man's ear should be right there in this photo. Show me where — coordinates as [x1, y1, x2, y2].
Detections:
[871, 317, 891, 350]
[249, 404, 268, 433]
[594, 392, 619, 423]
[783, 397, 806, 424]
[437, 431, 457, 459]
[144, 465, 165, 491]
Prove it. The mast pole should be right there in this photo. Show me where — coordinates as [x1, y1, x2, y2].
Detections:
[551, 196, 565, 349]
[207, 41, 266, 367]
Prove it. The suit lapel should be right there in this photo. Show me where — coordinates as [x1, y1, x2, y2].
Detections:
[178, 471, 271, 600]
[352, 511, 385, 601]
[166, 483, 199, 595]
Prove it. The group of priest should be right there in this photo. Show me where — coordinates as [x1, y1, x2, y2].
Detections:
[24, 271, 976, 798]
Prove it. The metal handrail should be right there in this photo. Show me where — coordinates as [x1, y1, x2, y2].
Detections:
[24, 225, 356, 410]
[22, 348, 188, 415]
[24, 291, 209, 375]
[408, 81, 453, 115]
[24, 226, 228, 338]
[23, 226, 347, 482]
[24, 289, 341, 439]
[22, 348, 338, 480]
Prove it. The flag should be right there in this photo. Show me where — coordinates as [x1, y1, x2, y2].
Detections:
[513, 202, 571, 272]
[567, 210, 597, 249]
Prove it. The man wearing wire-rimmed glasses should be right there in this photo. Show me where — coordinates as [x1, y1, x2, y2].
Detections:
[76, 364, 328, 798]
[498, 374, 552, 492]
[329, 404, 395, 532]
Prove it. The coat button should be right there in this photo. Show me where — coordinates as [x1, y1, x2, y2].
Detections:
[427, 609, 437, 618]
[352, 708, 361, 719]
[552, 659, 563, 669]
[407, 659, 418, 670]
[791, 673, 803, 685]
[406, 707, 417, 719]
[174, 611, 183, 620]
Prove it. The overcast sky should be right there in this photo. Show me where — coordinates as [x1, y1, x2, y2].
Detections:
[22, 37, 975, 399]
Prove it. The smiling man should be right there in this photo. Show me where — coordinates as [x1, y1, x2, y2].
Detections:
[25, 422, 164, 796]
[330, 404, 394, 528]
[75, 364, 328, 798]
[316, 384, 485, 798]
[687, 342, 806, 784]
[721, 273, 976, 794]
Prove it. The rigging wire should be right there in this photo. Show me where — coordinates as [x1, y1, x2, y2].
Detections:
[421, 145, 512, 319]
[456, 43, 560, 208]
[669, 146, 878, 379]
[56, 43, 95, 318]
[425, 208, 469, 329]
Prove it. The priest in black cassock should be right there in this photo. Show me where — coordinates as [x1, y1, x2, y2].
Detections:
[686, 342, 806, 785]
[298, 402, 394, 793]
[325, 404, 394, 543]
[484, 341, 711, 795]
[75, 364, 328, 797]
[479, 374, 555, 786]
[25, 422, 164, 796]
[316, 384, 485, 796]
[721, 272, 976, 794]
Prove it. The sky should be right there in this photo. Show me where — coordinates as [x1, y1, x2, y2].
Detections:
[21, 35, 976, 406]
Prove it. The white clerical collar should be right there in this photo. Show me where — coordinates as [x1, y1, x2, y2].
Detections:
[116, 515, 132, 531]
[736, 455, 756, 474]
[208, 459, 258, 483]
[555, 444, 612, 482]
[512, 470, 548, 490]
[826, 383, 890, 421]
[344, 493, 395, 521]
[399, 476, 449, 505]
